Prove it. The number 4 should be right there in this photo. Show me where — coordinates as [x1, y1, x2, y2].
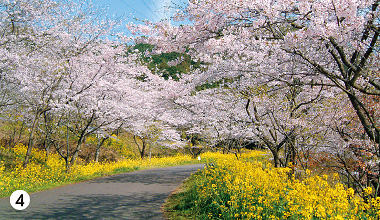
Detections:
[10, 190, 30, 210]
[15, 194, 25, 206]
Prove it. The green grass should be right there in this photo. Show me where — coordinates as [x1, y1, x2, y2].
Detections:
[112, 166, 140, 174]
[163, 171, 203, 220]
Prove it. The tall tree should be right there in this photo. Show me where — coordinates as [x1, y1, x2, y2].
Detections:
[129, 0, 380, 193]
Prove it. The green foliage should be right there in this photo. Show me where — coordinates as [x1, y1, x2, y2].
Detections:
[195, 78, 235, 91]
[130, 43, 238, 91]
[132, 43, 203, 80]
[133, 43, 155, 52]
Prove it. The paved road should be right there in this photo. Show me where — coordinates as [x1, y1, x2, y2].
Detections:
[0, 164, 204, 220]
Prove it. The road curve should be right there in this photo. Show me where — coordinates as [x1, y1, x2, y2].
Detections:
[0, 164, 204, 220]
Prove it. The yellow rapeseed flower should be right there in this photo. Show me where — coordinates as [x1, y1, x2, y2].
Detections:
[188, 151, 380, 219]
[364, 187, 373, 196]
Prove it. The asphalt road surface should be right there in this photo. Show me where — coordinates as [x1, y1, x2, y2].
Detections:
[0, 164, 204, 220]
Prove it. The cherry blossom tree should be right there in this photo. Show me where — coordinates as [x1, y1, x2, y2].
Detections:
[8, 0, 121, 168]
[128, 0, 380, 194]
[0, 0, 159, 170]
[130, 0, 380, 141]
[122, 72, 191, 158]
[0, 0, 71, 167]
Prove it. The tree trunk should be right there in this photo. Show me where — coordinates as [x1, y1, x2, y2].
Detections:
[23, 112, 41, 168]
[134, 135, 146, 159]
[268, 147, 280, 168]
[346, 88, 380, 144]
[65, 157, 71, 173]
[66, 135, 86, 173]
[273, 150, 281, 168]
[95, 137, 108, 162]
[285, 137, 296, 167]
[43, 112, 52, 161]
[65, 112, 96, 172]
[44, 140, 51, 161]
[140, 138, 147, 159]
[23, 107, 51, 168]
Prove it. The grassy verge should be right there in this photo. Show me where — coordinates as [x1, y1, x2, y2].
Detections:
[164, 172, 203, 220]
[164, 153, 380, 220]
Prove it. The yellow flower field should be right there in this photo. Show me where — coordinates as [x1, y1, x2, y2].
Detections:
[0, 143, 196, 198]
[183, 156, 380, 220]
[3, 145, 380, 220]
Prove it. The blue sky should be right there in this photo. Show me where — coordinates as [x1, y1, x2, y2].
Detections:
[91, 0, 187, 37]
[93, 0, 186, 22]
